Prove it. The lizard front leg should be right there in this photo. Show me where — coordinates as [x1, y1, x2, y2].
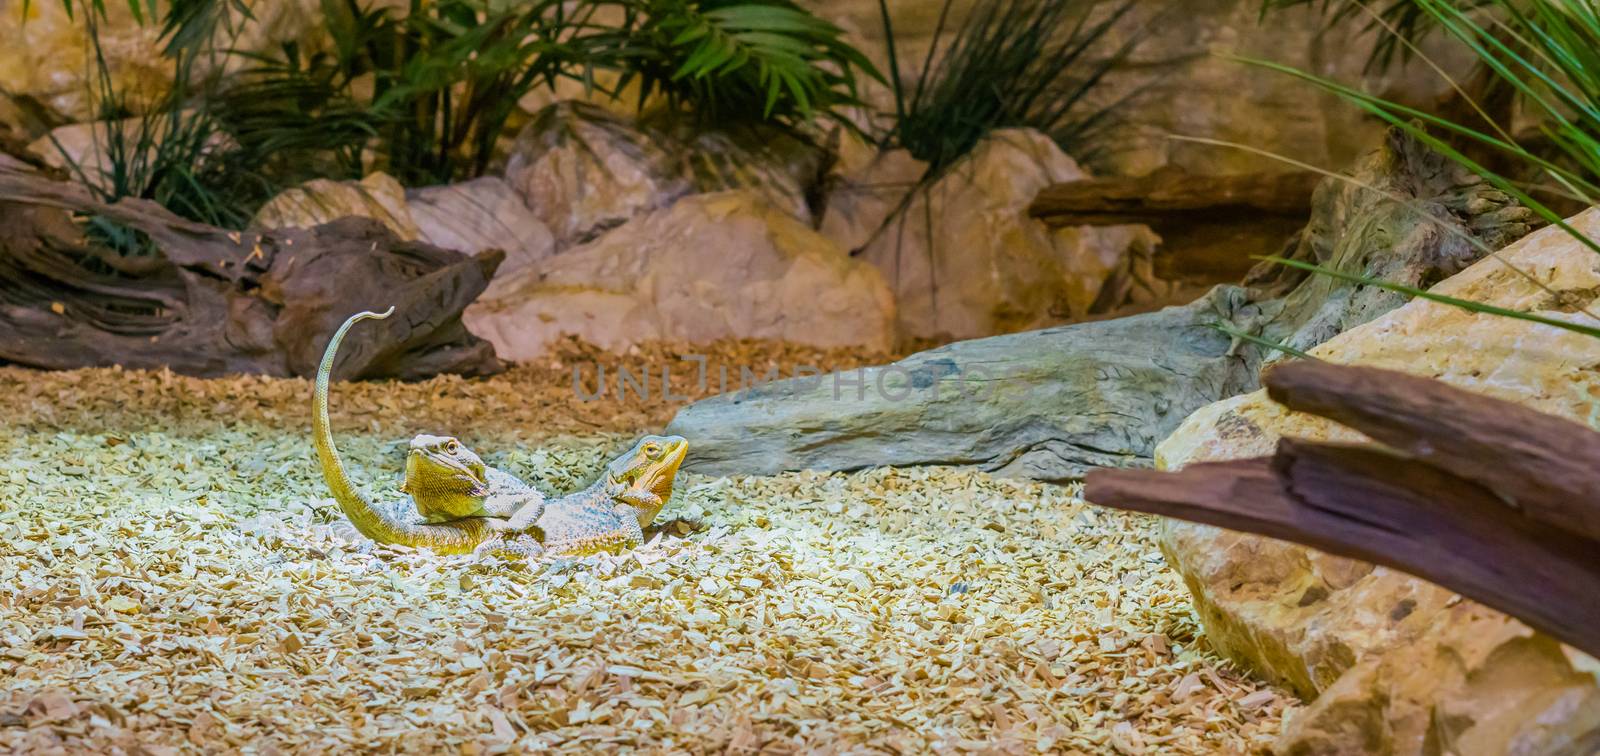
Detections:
[613, 489, 664, 528]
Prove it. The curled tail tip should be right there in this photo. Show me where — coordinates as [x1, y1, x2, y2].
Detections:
[354, 306, 396, 322]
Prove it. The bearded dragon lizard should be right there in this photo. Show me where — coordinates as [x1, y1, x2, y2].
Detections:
[402, 433, 543, 523]
[479, 434, 688, 558]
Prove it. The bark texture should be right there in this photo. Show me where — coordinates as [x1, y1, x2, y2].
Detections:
[0, 164, 502, 380]
[1086, 361, 1600, 660]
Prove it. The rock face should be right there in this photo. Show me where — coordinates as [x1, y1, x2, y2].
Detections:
[666, 129, 1535, 480]
[803, 0, 1475, 177]
[463, 191, 894, 361]
[0, 1, 324, 129]
[832, 129, 1170, 341]
[406, 178, 554, 275]
[1157, 210, 1600, 754]
[503, 102, 824, 249]
[252, 173, 552, 277]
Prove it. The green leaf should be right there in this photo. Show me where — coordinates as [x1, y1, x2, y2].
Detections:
[1207, 321, 1318, 361]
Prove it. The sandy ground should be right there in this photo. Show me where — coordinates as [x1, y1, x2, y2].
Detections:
[0, 341, 1295, 753]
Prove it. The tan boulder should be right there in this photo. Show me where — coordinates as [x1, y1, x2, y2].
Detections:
[252, 173, 421, 240]
[504, 102, 692, 248]
[464, 191, 895, 361]
[502, 102, 826, 250]
[843, 128, 1170, 341]
[1156, 209, 1600, 753]
[406, 177, 554, 276]
[0, 1, 326, 128]
[816, 136, 928, 254]
[251, 174, 552, 276]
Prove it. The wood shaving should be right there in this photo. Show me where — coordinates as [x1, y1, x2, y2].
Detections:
[0, 340, 1296, 753]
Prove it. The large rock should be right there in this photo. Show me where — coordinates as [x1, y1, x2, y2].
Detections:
[252, 172, 421, 240]
[504, 102, 693, 248]
[667, 129, 1534, 480]
[1157, 209, 1600, 754]
[0, 1, 325, 128]
[406, 178, 554, 275]
[252, 173, 552, 277]
[838, 129, 1170, 341]
[816, 134, 928, 253]
[503, 102, 824, 249]
[463, 191, 894, 361]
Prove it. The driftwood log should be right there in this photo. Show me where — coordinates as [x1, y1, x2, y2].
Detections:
[667, 128, 1538, 479]
[1028, 169, 1322, 282]
[1085, 361, 1600, 659]
[1028, 169, 1322, 224]
[0, 163, 503, 380]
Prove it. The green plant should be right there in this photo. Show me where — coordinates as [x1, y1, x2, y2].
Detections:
[877, 0, 1144, 173]
[596, 0, 883, 129]
[211, 0, 881, 185]
[1251, 0, 1600, 270]
[51, 14, 264, 255]
[214, 0, 592, 187]
[1241, 0, 1600, 329]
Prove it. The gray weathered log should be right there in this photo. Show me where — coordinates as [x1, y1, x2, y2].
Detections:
[0, 165, 502, 379]
[667, 128, 1539, 480]
[669, 286, 1259, 480]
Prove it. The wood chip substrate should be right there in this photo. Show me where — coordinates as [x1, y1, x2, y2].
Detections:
[0, 340, 1295, 753]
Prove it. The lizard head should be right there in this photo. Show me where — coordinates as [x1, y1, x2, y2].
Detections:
[603, 434, 688, 504]
[401, 434, 490, 521]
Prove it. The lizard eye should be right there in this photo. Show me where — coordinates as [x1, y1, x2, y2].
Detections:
[446, 440, 460, 454]
[642, 443, 660, 457]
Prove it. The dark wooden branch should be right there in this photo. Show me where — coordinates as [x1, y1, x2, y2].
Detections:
[1087, 439, 1600, 659]
[1084, 361, 1600, 658]
[1027, 169, 1322, 227]
[1263, 361, 1600, 543]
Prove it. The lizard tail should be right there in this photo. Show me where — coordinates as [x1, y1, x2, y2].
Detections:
[312, 308, 496, 555]
[313, 308, 410, 544]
